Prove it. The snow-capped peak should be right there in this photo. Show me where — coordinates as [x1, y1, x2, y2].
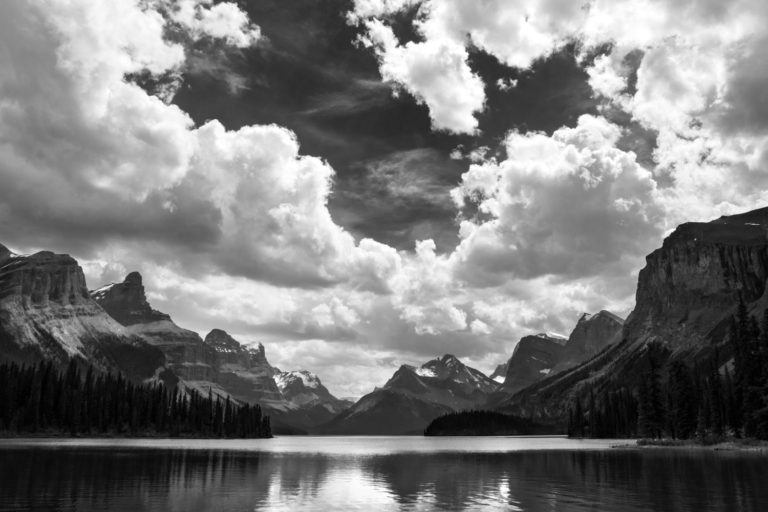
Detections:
[275, 370, 322, 391]
[416, 367, 437, 378]
[537, 331, 567, 340]
[90, 282, 118, 300]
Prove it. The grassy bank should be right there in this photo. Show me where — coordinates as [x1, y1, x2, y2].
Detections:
[612, 437, 768, 452]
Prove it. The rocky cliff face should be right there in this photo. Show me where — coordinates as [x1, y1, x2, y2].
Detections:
[92, 273, 216, 381]
[198, 328, 284, 407]
[91, 271, 169, 325]
[625, 209, 768, 351]
[500, 334, 566, 394]
[499, 207, 768, 424]
[91, 272, 350, 431]
[489, 362, 508, 383]
[0, 245, 165, 381]
[556, 311, 624, 370]
[494, 312, 623, 399]
[319, 354, 497, 435]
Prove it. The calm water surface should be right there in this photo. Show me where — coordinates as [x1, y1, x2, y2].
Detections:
[0, 436, 766, 511]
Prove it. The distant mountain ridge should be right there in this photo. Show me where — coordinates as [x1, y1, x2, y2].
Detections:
[495, 311, 624, 396]
[319, 354, 498, 435]
[91, 272, 351, 431]
[500, 333, 567, 395]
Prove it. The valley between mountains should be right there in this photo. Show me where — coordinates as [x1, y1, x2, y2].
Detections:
[3, 206, 768, 435]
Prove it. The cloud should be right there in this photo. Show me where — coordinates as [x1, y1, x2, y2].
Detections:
[450, 115, 664, 285]
[349, 0, 586, 132]
[166, 0, 261, 48]
[391, 240, 468, 334]
[359, 18, 485, 133]
[0, 0, 400, 292]
[9, 0, 768, 397]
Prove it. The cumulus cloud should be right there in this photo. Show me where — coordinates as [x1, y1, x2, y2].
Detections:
[450, 114, 664, 285]
[391, 240, 468, 334]
[9, 0, 768, 397]
[166, 0, 262, 47]
[380, 115, 659, 344]
[0, 0, 399, 292]
[350, 0, 586, 132]
[350, 0, 768, 224]
[359, 18, 485, 133]
[345, 0, 768, 343]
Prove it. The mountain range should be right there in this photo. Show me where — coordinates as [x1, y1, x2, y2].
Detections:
[2, 206, 767, 434]
[496, 207, 768, 427]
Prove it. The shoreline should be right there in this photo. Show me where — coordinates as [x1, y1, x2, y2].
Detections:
[610, 438, 768, 453]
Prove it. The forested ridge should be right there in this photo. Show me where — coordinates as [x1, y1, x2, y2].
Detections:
[568, 300, 768, 442]
[0, 360, 271, 438]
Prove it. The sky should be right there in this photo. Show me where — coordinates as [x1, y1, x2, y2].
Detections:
[2, 0, 768, 398]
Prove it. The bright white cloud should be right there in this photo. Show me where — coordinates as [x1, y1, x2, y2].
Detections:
[451, 115, 664, 285]
[8, 0, 768, 396]
[360, 18, 484, 133]
[390, 240, 468, 334]
[0, 0, 400, 292]
[167, 0, 261, 47]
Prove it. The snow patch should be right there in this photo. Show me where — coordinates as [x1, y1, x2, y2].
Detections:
[416, 367, 437, 378]
[275, 370, 321, 390]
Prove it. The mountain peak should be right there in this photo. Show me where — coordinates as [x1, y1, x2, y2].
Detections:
[124, 271, 143, 285]
[204, 329, 242, 353]
[91, 272, 169, 326]
[595, 310, 624, 324]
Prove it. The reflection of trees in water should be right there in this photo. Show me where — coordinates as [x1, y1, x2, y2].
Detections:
[365, 451, 768, 511]
[0, 449, 331, 512]
[2, 448, 768, 511]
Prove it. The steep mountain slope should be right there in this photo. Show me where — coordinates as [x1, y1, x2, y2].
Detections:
[275, 370, 351, 412]
[319, 389, 454, 435]
[273, 370, 354, 429]
[489, 362, 508, 383]
[499, 207, 768, 424]
[200, 328, 284, 408]
[555, 310, 624, 370]
[93, 273, 217, 382]
[495, 312, 623, 396]
[0, 244, 166, 382]
[500, 334, 567, 394]
[92, 273, 350, 431]
[319, 354, 497, 435]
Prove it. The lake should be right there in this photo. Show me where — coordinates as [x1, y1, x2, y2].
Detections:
[0, 436, 766, 511]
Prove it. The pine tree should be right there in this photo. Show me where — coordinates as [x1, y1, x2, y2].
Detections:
[637, 344, 665, 439]
[0, 361, 271, 438]
[708, 348, 725, 438]
[667, 361, 697, 439]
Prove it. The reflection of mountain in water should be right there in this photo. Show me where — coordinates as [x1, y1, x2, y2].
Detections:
[1, 446, 767, 511]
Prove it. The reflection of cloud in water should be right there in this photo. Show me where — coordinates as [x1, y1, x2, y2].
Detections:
[1, 446, 768, 511]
